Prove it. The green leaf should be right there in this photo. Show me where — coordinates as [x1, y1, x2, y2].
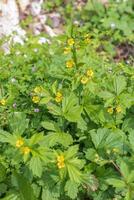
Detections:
[85, 148, 97, 161]
[65, 145, 79, 160]
[84, 104, 105, 125]
[65, 180, 79, 199]
[128, 131, 134, 151]
[40, 96, 52, 104]
[90, 128, 108, 149]
[1, 193, 20, 200]
[90, 128, 123, 150]
[120, 160, 129, 179]
[0, 130, 13, 143]
[0, 164, 6, 182]
[64, 147, 84, 183]
[106, 178, 125, 188]
[113, 76, 126, 95]
[47, 103, 62, 116]
[0, 183, 7, 195]
[29, 133, 44, 145]
[67, 164, 83, 183]
[29, 156, 43, 177]
[83, 174, 99, 192]
[13, 172, 36, 200]
[43, 132, 73, 147]
[98, 91, 114, 99]
[125, 190, 133, 200]
[42, 188, 58, 200]
[122, 118, 134, 132]
[77, 117, 87, 130]
[8, 112, 29, 135]
[62, 93, 82, 122]
[41, 121, 56, 131]
[127, 171, 134, 183]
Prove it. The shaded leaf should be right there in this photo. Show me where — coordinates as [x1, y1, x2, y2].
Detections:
[29, 156, 43, 177]
[65, 180, 79, 199]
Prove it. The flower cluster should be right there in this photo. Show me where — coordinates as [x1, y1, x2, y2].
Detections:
[16, 138, 30, 155]
[0, 99, 6, 106]
[57, 155, 65, 169]
[55, 92, 63, 103]
[81, 68, 94, 84]
[107, 105, 122, 114]
[32, 96, 40, 103]
[32, 86, 43, 103]
[34, 86, 43, 94]
[64, 47, 71, 54]
[107, 107, 114, 114]
[16, 138, 24, 148]
[84, 34, 91, 44]
[67, 38, 75, 46]
[21, 147, 31, 155]
[115, 105, 122, 113]
[64, 38, 75, 55]
[66, 59, 75, 68]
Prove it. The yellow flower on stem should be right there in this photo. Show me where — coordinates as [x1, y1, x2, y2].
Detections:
[0, 99, 6, 106]
[115, 106, 122, 113]
[107, 107, 113, 114]
[55, 92, 63, 103]
[66, 60, 75, 68]
[64, 47, 71, 54]
[34, 86, 43, 94]
[21, 146, 31, 155]
[16, 138, 24, 148]
[57, 155, 65, 169]
[32, 96, 40, 103]
[67, 38, 75, 46]
[81, 76, 89, 84]
[86, 69, 94, 78]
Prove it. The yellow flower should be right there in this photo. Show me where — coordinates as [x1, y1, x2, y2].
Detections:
[84, 33, 90, 38]
[57, 162, 65, 169]
[84, 34, 91, 44]
[112, 148, 119, 154]
[21, 147, 31, 155]
[16, 138, 24, 148]
[116, 106, 122, 113]
[0, 99, 6, 106]
[107, 107, 113, 114]
[84, 38, 90, 44]
[66, 60, 75, 68]
[34, 86, 43, 94]
[67, 38, 75, 46]
[86, 69, 94, 78]
[55, 92, 63, 103]
[56, 92, 62, 98]
[81, 76, 89, 84]
[32, 96, 40, 103]
[57, 155, 65, 169]
[64, 47, 71, 54]
[57, 155, 64, 162]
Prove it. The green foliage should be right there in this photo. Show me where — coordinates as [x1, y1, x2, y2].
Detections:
[65, 180, 79, 199]
[0, 1, 133, 199]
